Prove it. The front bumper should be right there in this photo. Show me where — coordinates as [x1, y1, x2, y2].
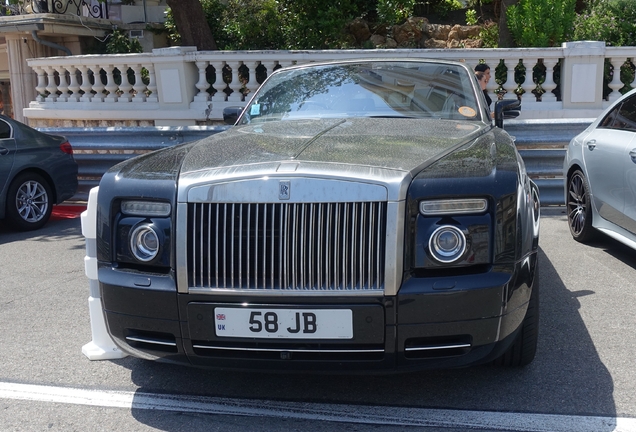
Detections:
[99, 253, 537, 372]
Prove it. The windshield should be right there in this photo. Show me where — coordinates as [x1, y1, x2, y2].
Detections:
[239, 61, 483, 124]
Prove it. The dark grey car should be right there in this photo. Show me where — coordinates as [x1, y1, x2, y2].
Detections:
[90, 59, 540, 372]
[0, 115, 78, 230]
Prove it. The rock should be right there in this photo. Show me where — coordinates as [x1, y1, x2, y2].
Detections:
[348, 18, 372, 44]
[424, 23, 452, 40]
[369, 34, 386, 47]
[424, 39, 447, 49]
[462, 38, 483, 48]
[392, 17, 428, 46]
[346, 16, 485, 50]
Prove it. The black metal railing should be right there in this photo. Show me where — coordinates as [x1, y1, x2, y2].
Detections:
[2, 0, 108, 19]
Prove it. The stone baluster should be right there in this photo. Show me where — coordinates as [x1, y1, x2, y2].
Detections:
[130, 64, 147, 102]
[78, 66, 93, 102]
[243, 61, 261, 100]
[481, 59, 498, 95]
[103, 65, 118, 103]
[608, 57, 626, 103]
[260, 60, 278, 84]
[226, 61, 244, 102]
[44, 67, 58, 102]
[211, 61, 226, 102]
[67, 66, 81, 102]
[92, 67, 106, 102]
[146, 64, 158, 103]
[541, 59, 558, 103]
[502, 59, 518, 99]
[628, 59, 636, 89]
[55, 66, 70, 102]
[34, 67, 47, 102]
[119, 66, 134, 102]
[194, 60, 211, 102]
[520, 58, 538, 103]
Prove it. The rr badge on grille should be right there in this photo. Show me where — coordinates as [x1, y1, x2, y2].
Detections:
[279, 180, 291, 200]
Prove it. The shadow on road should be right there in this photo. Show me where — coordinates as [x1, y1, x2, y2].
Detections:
[0, 215, 83, 247]
[121, 245, 616, 430]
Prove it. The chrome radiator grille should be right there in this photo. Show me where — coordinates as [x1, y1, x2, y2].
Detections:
[187, 202, 387, 292]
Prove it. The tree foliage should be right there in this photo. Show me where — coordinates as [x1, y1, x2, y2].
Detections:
[105, 29, 143, 54]
[506, 0, 576, 47]
[572, 0, 636, 46]
[166, 0, 369, 49]
[162, 0, 631, 51]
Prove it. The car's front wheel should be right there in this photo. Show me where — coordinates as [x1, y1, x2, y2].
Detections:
[5, 172, 53, 231]
[567, 169, 596, 242]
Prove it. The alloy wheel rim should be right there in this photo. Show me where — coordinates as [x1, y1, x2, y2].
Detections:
[16, 181, 48, 223]
[568, 174, 586, 235]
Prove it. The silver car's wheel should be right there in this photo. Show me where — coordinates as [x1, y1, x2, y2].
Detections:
[567, 170, 595, 242]
[5, 173, 53, 231]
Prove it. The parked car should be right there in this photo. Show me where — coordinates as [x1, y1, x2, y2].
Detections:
[0, 115, 78, 230]
[565, 88, 636, 246]
[91, 59, 540, 372]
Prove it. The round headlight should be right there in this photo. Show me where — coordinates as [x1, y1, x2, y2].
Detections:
[130, 224, 160, 262]
[429, 225, 466, 263]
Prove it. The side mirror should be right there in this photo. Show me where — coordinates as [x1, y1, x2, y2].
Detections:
[223, 107, 244, 125]
[494, 99, 521, 128]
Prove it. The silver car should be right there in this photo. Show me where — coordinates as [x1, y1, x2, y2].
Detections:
[565, 88, 636, 247]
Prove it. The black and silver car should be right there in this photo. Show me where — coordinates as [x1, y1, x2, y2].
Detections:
[92, 59, 540, 372]
[0, 115, 78, 230]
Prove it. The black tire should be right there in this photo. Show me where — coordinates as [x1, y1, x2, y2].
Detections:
[5, 172, 53, 231]
[567, 169, 596, 243]
[493, 263, 539, 367]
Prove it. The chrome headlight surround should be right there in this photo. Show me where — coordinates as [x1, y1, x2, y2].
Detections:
[129, 223, 161, 262]
[428, 225, 467, 263]
[115, 199, 172, 267]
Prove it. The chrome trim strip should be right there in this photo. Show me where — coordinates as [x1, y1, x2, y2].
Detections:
[271, 204, 275, 290]
[383, 201, 405, 296]
[126, 336, 177, 347]
[231, 203, 235, 288]
[192, 345, 385, 354]
[187, 288, 384, 296]
[176, 203, 188, 294]
[207, 203, 212, 288]
[188, 177, 388, 203]
[405, 343, 471, 352]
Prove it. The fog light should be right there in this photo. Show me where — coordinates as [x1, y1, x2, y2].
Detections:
[429, 225, 466, 263]
[130, 224, 160, 262]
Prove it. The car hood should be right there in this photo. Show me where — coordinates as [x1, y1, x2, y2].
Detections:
[181, 118, 487, 173]
[176, 117, 491, 202]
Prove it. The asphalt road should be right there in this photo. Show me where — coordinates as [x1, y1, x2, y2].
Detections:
[1, 207, 635, 431]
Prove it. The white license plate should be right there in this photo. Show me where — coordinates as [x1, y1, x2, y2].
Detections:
[214, 307, 353, 339]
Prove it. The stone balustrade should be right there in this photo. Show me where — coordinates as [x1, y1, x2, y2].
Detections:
[24, 41, 635, 127]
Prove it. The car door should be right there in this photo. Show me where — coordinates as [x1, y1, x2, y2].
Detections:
[620, 96, 636, 234]
[0, 118, 16, 198]
[584, 97, 636, 229]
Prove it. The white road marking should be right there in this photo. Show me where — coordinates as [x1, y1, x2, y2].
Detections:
[1, 381, 635, 431]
